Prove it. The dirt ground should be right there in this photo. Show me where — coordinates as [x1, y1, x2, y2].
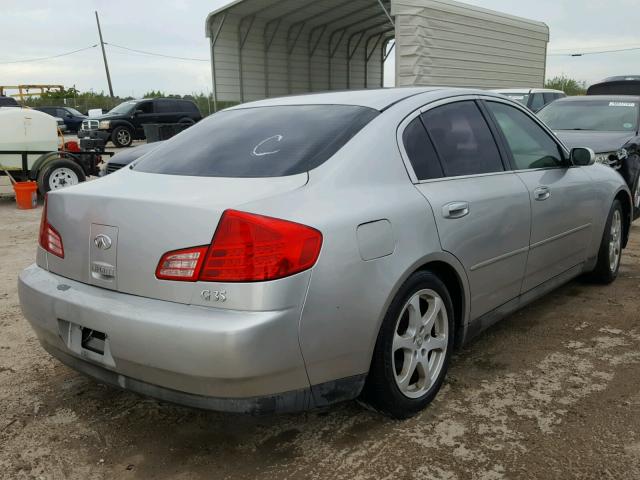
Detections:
[1, 197, 639, 480]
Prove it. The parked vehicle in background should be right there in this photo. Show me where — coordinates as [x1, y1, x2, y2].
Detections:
[54, 117, 68, 134]
[587, 76, 640, 96]
[35, 106, 86, 133]
[103, 141, 163, 175]
[19, 88, 631, 419]
[0, 96, 20, 107]
[493, 88, 566, 112]
[78, 98, 202, 149]
[0, 108, 108, 194]
[538, 95, 640, 216]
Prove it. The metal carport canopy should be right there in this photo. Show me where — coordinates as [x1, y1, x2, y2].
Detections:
[205, 0, 395, 107]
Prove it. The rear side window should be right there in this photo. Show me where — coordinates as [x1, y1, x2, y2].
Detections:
[530, 93, 545, 111]
[402, 117, 443, 180]
[135, 105, 379, 177]
[487, 101, 564, 170]
[179, 101, 199, 114]
[543, 93, 556, 104]
[155, 100, 177, 113]
[421, 101, 503, 177]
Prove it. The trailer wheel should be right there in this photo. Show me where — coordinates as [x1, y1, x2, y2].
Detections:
[37, 158, 86, 195]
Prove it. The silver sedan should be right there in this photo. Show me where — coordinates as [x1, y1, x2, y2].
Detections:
[19, 88, 632, 418]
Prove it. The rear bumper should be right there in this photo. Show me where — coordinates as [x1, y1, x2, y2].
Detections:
[18, 265, 361, 413]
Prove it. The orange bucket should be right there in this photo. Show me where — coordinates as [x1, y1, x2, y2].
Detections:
[13, 181, 38, 210]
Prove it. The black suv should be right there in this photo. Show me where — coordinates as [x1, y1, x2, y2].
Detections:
[0, 96, 20, 107]
[35, 106, 86, 132]
[78, 98, 202, 148]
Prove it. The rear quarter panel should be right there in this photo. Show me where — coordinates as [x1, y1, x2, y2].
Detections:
[239, 109, 469, 387]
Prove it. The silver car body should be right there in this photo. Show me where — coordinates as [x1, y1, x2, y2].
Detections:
[18, 88, 632, 413]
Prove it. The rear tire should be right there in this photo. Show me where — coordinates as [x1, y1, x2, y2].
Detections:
[360, 271, 455, 419]
[37, 158, 86, 195]
[111, 126, 133, 148]
[589, 199, 623, 284]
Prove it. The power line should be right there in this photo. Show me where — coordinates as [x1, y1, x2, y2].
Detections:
[0, 44, 98, 64]
[105, 42, 209, 62]
[548, 45, 640, 57]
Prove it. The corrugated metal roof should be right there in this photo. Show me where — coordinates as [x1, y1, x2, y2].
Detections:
[204, 0, 550, 105]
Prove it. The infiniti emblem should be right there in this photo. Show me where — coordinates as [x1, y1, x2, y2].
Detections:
[94, 234, 112, 250]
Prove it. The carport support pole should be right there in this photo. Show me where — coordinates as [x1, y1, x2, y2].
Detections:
[95, 11, 114, 98]
[209, 13, 227, 113]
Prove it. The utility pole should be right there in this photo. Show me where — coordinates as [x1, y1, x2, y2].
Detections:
[95, 11, 114, 98]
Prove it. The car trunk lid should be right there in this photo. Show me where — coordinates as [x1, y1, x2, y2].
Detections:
[44, 169, 308, 304]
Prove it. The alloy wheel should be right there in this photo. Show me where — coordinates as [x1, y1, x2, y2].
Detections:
[117, 129, 131, 145]
[609, 209, 622, 272]
[392, 289, 448, 399]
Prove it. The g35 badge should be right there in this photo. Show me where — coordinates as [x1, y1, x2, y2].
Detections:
[201, 289, 227, 302]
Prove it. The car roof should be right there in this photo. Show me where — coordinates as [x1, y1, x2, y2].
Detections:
[227, 87, 505, 112]
[492, 88, 564, 94]
[553, 95, 640, 103]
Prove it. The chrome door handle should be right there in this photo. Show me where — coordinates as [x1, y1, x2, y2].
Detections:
[442, 201, 470, 219]
[534, 186, 551, 201]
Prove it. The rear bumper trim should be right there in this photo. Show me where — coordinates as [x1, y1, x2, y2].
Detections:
[43, 343, 326, 414]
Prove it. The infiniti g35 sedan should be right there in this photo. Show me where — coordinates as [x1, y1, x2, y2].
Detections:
[19, 88, 632, 419]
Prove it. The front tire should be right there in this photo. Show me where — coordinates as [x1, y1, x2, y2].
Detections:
[589, 199, 623, 284]
[36, 158, 86, 195]
[361, 271, 455, 419]
[111, 126, 133, 147]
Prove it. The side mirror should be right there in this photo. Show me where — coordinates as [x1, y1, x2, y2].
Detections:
[570, 147, 595, 166]
[134, 109, 144, 116]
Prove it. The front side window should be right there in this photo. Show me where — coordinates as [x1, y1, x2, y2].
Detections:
[402, 117, 443, 180]
[108, 101, 136, 115]
[537, 99, 639, 132]
[135, 105, 378, 177]
[487, 101, 564, 170]
[421, 101, 503, 177]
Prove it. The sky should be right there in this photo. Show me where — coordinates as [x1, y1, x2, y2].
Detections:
[1, 0, 639, 98]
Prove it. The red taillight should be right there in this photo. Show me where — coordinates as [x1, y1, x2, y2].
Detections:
[39, 197, 64, 258]
[155, 246, 208, 281]
[155, 210, 323, 283]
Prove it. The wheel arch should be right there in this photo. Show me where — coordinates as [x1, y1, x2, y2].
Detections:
[110, 120, 135, 131]
[413, 259, 468, 349]
[29, 151, 82, 180]
[377, 252, 471, 353]
[615, 188, 633, 248]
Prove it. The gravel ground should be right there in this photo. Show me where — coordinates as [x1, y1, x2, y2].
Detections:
[1, 198, 639, 480]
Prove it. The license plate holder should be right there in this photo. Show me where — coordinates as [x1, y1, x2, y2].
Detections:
[58, 320, 116, 367]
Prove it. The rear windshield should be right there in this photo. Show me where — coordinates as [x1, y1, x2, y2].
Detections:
[538, 99, 639, 132]
[134, 104, 378, 177]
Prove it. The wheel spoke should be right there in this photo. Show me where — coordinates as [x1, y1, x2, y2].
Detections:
[397, 352, 417, 389]
[422, 296, 442, 331]
[416, 355, 434, 387]
[425, 335, 447, 353]
[393, 333, 414, 353]
[407, 295, 422, 330]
